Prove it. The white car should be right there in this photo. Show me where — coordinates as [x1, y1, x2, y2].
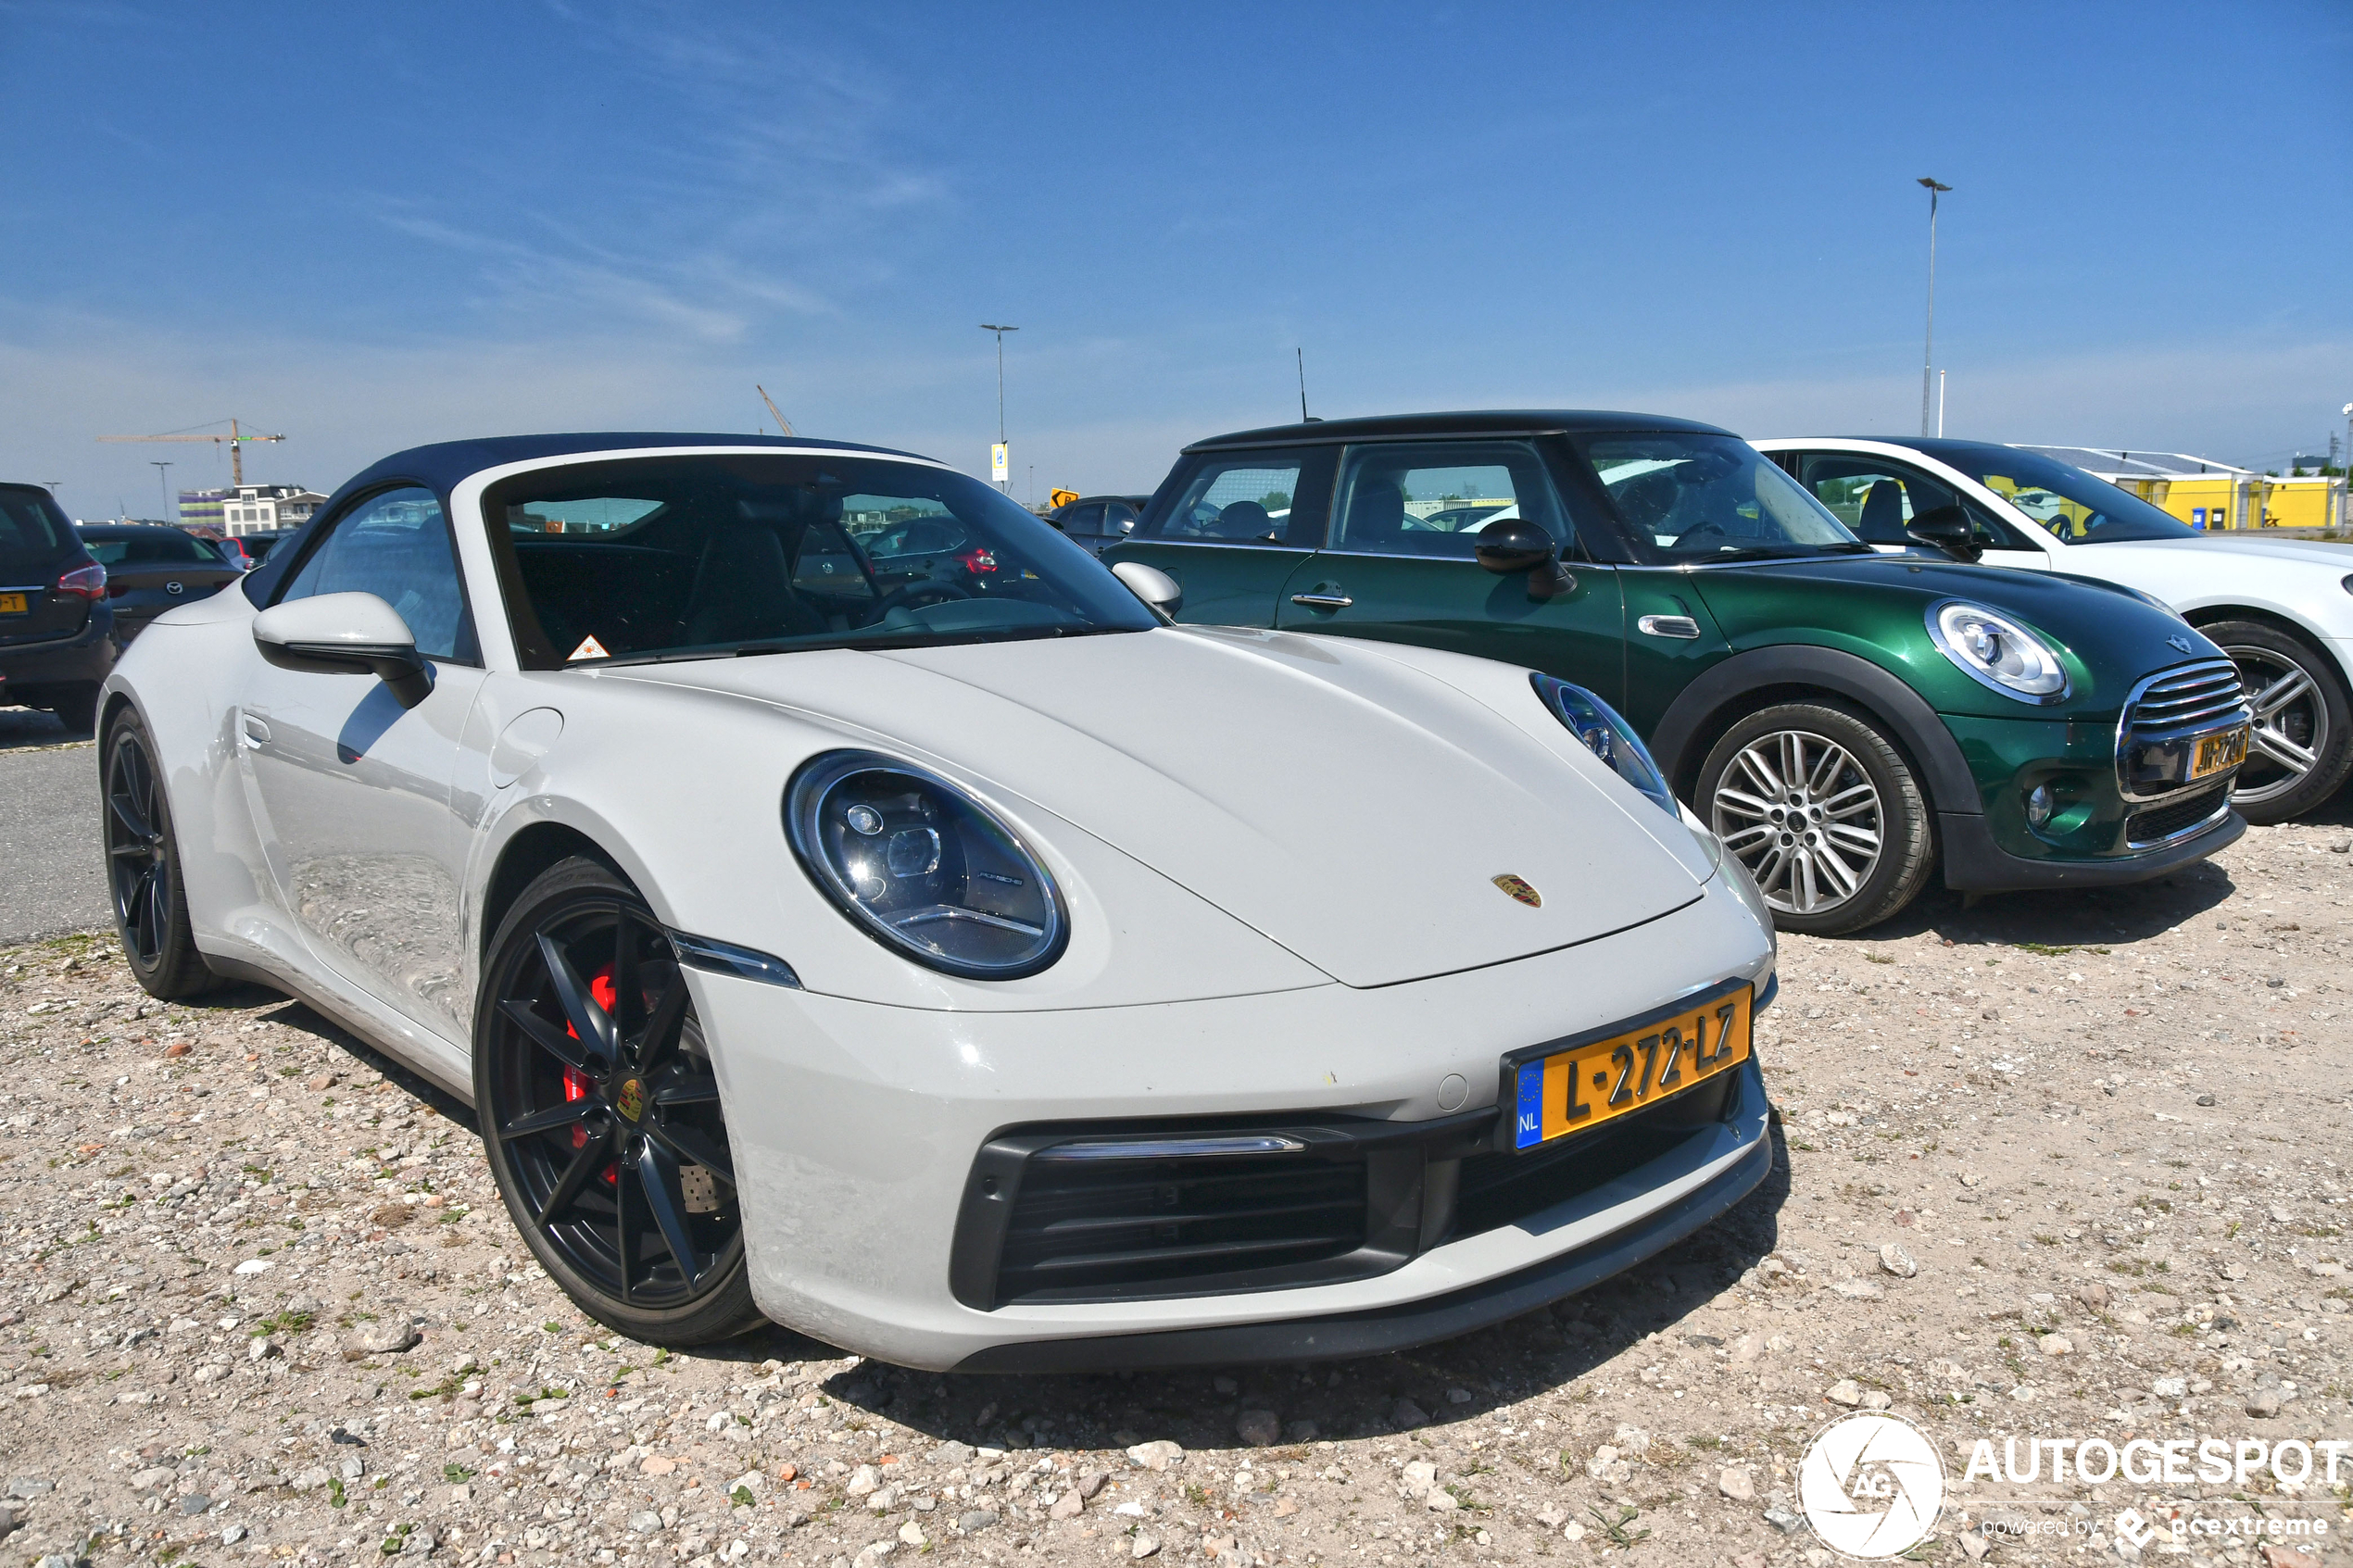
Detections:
[97, 433, 1779, 1370]
[1755, 437, 2353, 821]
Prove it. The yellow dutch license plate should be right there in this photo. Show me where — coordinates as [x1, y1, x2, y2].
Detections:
[0, 592, 26, 615]
[1508, 984, 1753, 1151]
[2190, 725, 2249, 781]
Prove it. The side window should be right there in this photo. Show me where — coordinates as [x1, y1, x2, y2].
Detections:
[279, 486, 474, 662]
[1330, 441, 1570, 559]
[1797, 455, 2035, 551]
[1139, 452, 1323, 546]
[1102, 501, 1139, 538]
[1062, 502, 1106, 538]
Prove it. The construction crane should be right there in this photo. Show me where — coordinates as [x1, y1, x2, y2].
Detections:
[755, 385, 794, 437]
[98, 418, 285, 486]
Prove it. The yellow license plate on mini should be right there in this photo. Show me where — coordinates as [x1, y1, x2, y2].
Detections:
[0, 592, 25, 615]
[2191, 725, 2249, 780]
[1508, 985, 1752, 1151]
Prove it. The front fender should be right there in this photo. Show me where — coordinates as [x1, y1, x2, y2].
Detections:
[1648, 643, 1980, 815]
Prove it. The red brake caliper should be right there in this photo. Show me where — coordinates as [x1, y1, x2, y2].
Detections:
[560, 968, 622, 1184]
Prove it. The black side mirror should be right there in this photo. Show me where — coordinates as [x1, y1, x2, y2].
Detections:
[1474, 518, 1576, 599]
[1906, 504, 1983, 563]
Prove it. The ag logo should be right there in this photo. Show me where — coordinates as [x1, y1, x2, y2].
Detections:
[1798, 1413, 1944, 1559]
[1491, 873, 1542, 908]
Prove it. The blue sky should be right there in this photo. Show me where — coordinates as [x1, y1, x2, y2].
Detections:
[5, 0, 2347, 516]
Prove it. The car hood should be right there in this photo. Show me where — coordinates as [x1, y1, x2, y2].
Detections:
[1684, 554, 2227, 714]
[616, 626, 1706, 988]
[2060, 534, 2353, 572]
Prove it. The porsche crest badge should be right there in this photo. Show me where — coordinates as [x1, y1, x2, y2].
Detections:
[1491, 873, 1542, 908]
[614, 1077, 647, 1123]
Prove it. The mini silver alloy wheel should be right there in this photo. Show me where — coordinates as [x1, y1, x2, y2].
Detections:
[1709, 729, 1886, 916]
[2224, 643, 2328, 809]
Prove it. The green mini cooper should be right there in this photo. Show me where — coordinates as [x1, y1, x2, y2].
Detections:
[1106, 411, 2254, 934]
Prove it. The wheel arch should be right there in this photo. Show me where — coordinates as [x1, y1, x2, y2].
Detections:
[2179, 604, 2351, 683]
[476, 815, 650, 963]
[1649, 645, 1979, 814]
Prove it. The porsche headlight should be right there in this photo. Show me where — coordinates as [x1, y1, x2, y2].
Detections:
[1532, 673, 1678, 817]
[786, 751, 1068, 979]
[1927, 601, 2070, 703]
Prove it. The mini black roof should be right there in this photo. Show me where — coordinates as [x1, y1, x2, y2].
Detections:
[1185, 409, 1735, 451]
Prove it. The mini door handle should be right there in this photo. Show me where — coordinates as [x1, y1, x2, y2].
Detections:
[1290, 594, 1353, 609]
[240, 714, 271, 747]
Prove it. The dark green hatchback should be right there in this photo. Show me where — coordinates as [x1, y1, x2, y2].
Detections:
[1106, 411, 2254, 934]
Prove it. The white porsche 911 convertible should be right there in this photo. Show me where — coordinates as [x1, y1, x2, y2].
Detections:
[99, 433, 1779, 1371]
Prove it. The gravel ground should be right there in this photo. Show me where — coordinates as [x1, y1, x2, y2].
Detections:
[3, 822, 2350, 1568]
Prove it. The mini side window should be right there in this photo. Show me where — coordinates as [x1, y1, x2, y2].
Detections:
[1138, 451, 1328, 547]
[1330, 441, 1572, 559]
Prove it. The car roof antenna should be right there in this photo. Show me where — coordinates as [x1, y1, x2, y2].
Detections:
[1296, 348, 1321, 423]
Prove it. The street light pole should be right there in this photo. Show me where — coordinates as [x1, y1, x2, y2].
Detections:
[1918, 178, 1952, 438]
[979, 323, 1019, 491]
[150, 460, 174, 523]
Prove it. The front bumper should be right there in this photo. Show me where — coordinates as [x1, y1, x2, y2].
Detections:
[690, 873, 1775, 1371]
[1940, 805, 2243, 894]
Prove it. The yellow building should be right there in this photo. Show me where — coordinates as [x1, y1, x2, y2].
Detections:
[2019, 447, 2347, 532]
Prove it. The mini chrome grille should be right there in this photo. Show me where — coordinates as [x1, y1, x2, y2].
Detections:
[2124, 659, 2247, 740]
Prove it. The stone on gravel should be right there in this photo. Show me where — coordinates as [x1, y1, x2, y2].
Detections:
[846, 1463, 881, 1496]
[1125, 1440, 1184, 1472]
[1130, 1530, 1162, 1560]
[1049, 1489, 1083, 1520]
[344, 1320, 421, 1357]
[2039, 1334, 2074, 1357]
[1825, 1379, 1863, 1407]
[2246, 1387, 2285, 1418]
[957, 1508, 999, 1533]
[1878, 1243, 1918, 1278]
[1718, 1468, 1756, 1502]
[1235, 1409, 1279, 1447]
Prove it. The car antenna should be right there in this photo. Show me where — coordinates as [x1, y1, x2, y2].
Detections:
[756, 384, 794, 437]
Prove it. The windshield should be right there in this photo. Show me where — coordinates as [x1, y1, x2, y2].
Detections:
[1574, 433, 1867, 561]
[83, 531, 220, 567]
[481, 454, 1157, 669]
[1931, 445, 2198, 544]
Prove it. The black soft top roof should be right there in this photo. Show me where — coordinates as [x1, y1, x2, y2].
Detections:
[338, 432, 927, 501]
[1185, 409, 1735, 452]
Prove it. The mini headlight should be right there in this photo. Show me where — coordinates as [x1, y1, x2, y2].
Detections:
[1532, 673, 1678, 817]
[1927, 601, 2070, 703]
[786, 751, 1068, 979]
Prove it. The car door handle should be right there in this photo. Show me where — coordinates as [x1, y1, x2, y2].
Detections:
[1290, 594, 1353, 609]
[240, 714, 271, 748]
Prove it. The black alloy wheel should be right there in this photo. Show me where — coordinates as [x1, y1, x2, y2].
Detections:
[102, 709, 220, 998]
[475, 857, 762, 1344]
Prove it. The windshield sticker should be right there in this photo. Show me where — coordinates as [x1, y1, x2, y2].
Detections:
[568, 634, 610, 661]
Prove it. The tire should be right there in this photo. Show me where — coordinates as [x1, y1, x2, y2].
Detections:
[51, 683, 100, 734]
[474, 856, 764, 1346]
[2204, 620, 2353, 824]
[102, 709, 222, 999]
[1696, 701, 1935, 936]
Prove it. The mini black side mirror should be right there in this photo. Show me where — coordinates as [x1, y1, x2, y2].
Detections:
[1906, 504, 1983, 563]
[1474, 518, 1576, 599]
